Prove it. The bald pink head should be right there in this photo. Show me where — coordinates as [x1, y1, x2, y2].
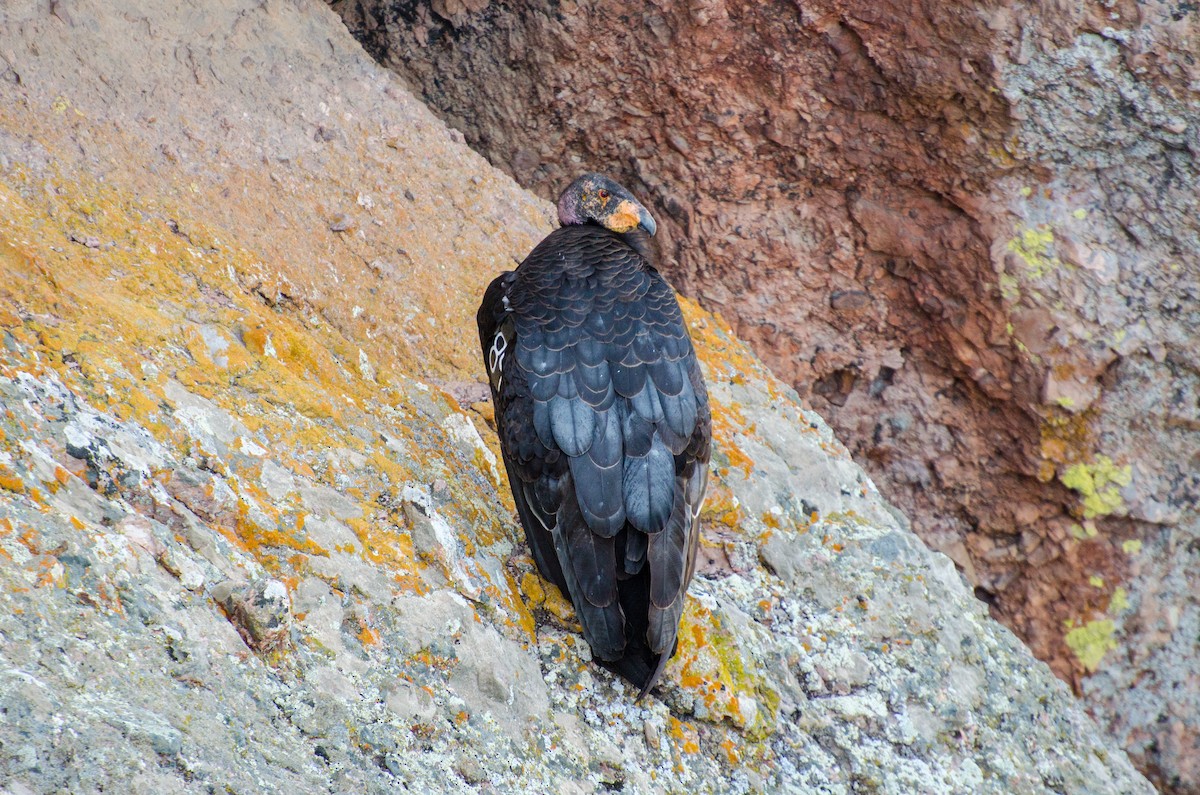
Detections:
[556, 173, 657, 235]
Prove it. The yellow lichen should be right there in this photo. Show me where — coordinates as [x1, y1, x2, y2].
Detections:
[1007, 225, 1061, 279]
[1060, 455, 1131, 519]
[999, 273, 1021, 302]
[1064, 619, 1117, 673]
[1069, 522, 1098, 541]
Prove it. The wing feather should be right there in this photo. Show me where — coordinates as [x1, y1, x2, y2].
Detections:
[623, 434, 674, 534]
[623, 529, 648, 575]
[552, 483, 625, 661]
[550, 393, 596, 457]
[567, 408, 624, 537]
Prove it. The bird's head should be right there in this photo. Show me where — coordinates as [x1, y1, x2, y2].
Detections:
[557, 173, 657, 236]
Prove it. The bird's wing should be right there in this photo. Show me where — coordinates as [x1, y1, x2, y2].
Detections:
[607, 266, 711, 663]
[479, 271, 565, 586]
[479, 261, 626, 659]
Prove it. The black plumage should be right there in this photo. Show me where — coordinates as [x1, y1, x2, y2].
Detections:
[478, 173, 711, 697]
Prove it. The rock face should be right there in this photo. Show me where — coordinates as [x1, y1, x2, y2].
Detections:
[0, 1, 1157, 792]
[329, 1, 1200, 789]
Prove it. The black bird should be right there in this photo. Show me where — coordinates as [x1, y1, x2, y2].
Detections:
[478, 173, 711, 697]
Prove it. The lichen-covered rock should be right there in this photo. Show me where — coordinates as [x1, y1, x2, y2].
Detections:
[213, 578, 294, 652]
[332, 2, 1200, 788]
[0, 0, 1154, 793]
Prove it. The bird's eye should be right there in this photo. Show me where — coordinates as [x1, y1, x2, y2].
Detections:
[598, 189, 610, 200]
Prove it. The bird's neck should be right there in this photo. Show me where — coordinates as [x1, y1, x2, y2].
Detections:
[616, 228, 656, 265]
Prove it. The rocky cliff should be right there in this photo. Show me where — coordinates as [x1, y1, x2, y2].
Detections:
[0, 1, 1156, 793]
[329, 1, 1200, 789]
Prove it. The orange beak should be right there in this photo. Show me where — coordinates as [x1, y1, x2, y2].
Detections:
[605, 199, 657, 235]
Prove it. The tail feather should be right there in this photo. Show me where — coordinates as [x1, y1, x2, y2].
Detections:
[596, 564, 674, 698]
[597, 639, 670, 700]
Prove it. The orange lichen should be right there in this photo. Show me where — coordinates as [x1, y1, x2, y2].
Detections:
[1039, 406, 1096, 483]
[17, 529, 41, 555]
[527, 572, 577, 626]
[347, 515, 422, 592]
[230, 498, 329, 562]
[0, 466, 26, 494]
[668, 601, 779, 737]
[0, 107, 799, 721]
[366, 450, 411, 487]
[33, 556, 64, 588]
[700, 481, 746, 533]
[667, 715, 701, 755]
[710, 412, 755, 478]
[719, 737, 741, 765]
[520, 570, 546, 605]
[499, 569, 538, 641]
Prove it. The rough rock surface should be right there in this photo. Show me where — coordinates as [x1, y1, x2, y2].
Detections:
[329, 1, 1200, 788]
[0, 1, 1156, 793]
